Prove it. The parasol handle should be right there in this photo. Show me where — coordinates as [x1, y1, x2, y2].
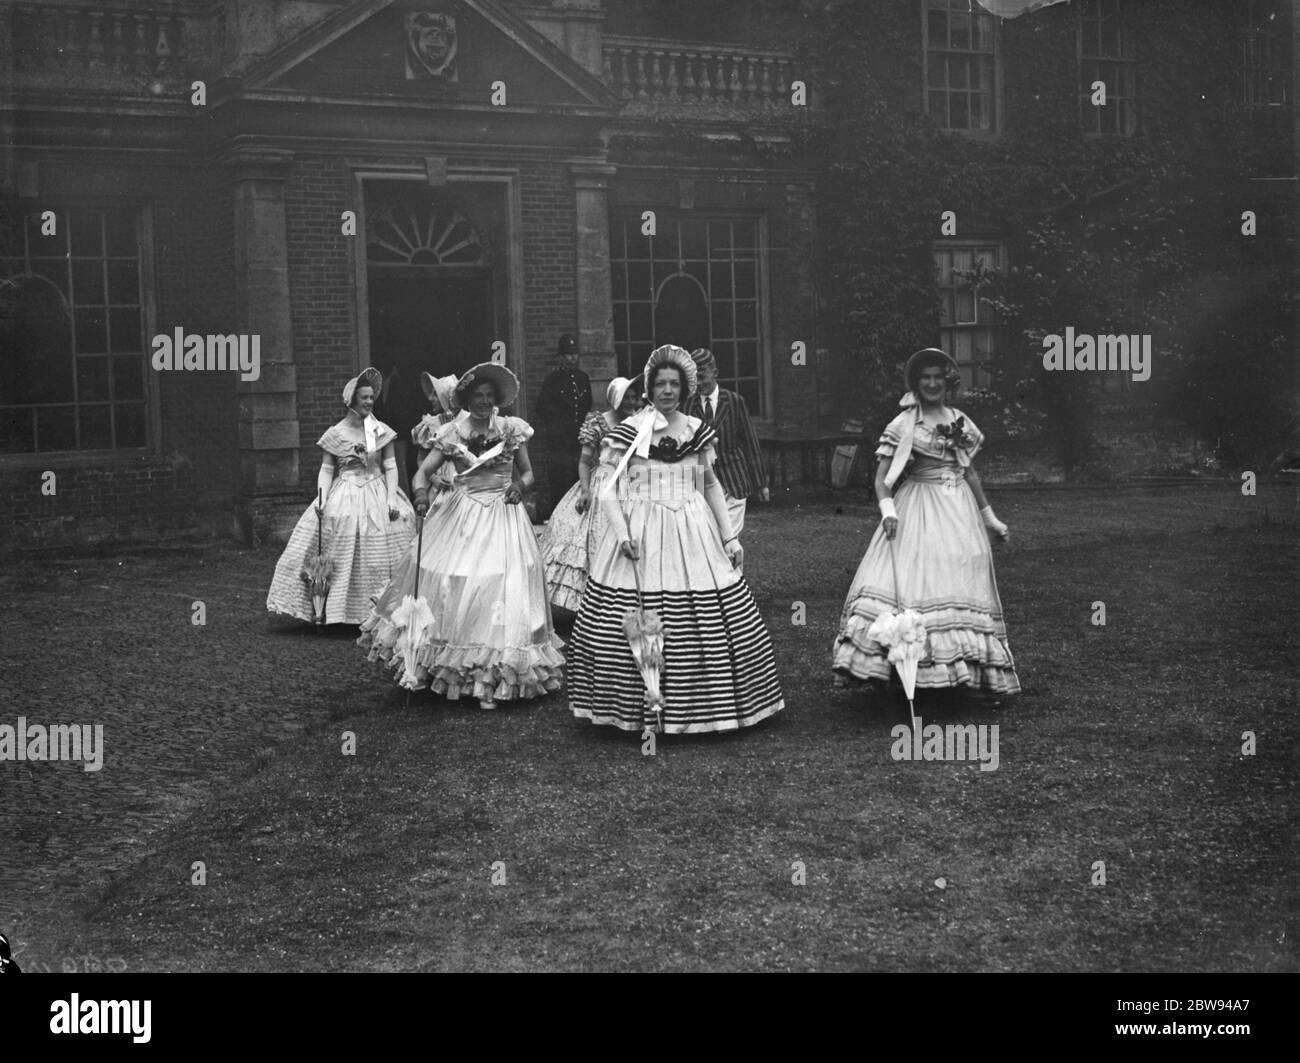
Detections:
[888, 536, 905, 613]
[413, 507, 423, 600]
[630, 543, 645, 619]
[317, 488, 324, 555]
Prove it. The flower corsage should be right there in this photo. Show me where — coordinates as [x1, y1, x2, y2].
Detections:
[934, 416, 973, 454]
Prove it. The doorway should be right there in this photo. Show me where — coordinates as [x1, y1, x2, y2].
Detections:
[367, 269, 493, 485]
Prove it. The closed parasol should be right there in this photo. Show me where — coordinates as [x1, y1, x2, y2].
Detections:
[300, 488, 335, 625]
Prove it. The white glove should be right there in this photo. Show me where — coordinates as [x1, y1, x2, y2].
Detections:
[981, 505, 1008, 539]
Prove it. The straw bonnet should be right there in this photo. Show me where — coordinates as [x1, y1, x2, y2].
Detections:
[341, 366, 383, 408]
[420, 371, 461, 414]
[643, 344, 698, 398]
[606, 376, 637, 411]
[903, 348, 960, 393]
[455, 362, 520, 408]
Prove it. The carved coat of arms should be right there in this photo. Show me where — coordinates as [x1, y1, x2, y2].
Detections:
[405, 12, 457, 80]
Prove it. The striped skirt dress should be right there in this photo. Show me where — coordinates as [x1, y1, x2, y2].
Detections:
[266, 469, 417, 625]
[567, 458, 784, 734]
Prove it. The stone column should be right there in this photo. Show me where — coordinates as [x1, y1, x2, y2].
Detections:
[570, 161, 617, 400]
[222, 147, 300, 546]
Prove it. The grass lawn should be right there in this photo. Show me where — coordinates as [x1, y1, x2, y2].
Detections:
[3, 484, 1296, 971]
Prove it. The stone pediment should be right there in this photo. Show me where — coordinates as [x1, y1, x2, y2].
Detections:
[231, 0, 616, 113]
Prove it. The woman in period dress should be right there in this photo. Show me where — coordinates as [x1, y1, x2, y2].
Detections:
[832, 348, 1019, 697]
[539, 375, 644, 614]
[567, 345, 785, 734]
[267, 367, 417, 624]
[358, 363, 564, 709]
[410, 372, 460, 510]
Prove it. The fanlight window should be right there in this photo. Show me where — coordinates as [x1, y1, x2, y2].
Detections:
[366, 200, 485, 265]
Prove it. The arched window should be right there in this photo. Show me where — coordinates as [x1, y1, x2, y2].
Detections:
[1, 207, 147, 454]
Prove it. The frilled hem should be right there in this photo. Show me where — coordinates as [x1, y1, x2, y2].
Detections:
[832, 598, 1020, 696]
[543, 560, 587, 612]
[570, 699, 784, 735]
[358, 612, 565, 700]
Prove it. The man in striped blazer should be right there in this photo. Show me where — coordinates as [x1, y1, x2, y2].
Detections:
[686, 348, 770, 537]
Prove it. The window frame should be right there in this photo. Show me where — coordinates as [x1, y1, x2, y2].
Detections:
[1240, 0, 1289, 109]
[1, 200, 159, 469]
[921, 0, 1002, 137]
[609, 210, 771, 419]
[1077, 0, 1138, 138]
[933, 239, 1005, 391]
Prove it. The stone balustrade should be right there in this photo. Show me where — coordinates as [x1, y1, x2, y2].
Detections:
[602, 35, 804, 117]
[11, 2, 197, 87]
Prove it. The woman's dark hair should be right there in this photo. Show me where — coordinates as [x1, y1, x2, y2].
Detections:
[907, 355, 961, 394]
[457, 377, 501, 404]
[647, 362, 684, 395]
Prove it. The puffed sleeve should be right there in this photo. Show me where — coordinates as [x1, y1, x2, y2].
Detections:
[577, 412, 606, 447]
[431, 418, 464, 454]
[411, 413, 440, 449]
[505, 416, 535, 444]
[875, 411, 909, 462]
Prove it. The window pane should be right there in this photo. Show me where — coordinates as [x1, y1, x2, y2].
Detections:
[712, 340, 735, 378]
[29, 260, 69, 299]
[37, 404, 76, 451]
[708, 222, 731, 255]
[629, 302, 652, 343]
[928, 9, 947, 48]
[684, 261, 708, 290]
[927, 59, 946, 88]
[950, 58, 968, 89]
[0, 408, 36, 454]
[113, 355, 144, 400]
[949, 12, 971, 50]
[108, 259, 139, 304]
[626, 231, 651, 260]
[611, 261, 626, 302]
[655, 224, 680, 262]
[929, 90, 947, 120]
[973, 14, 994, 51]
[950, 93, 968, 128]
[971, 91, 986, 130]
[709, 261, 730, 296]
[732, 224, 755, 251]
[628, 261, 652, 298]
[70, 210, 103, 257]
[115, 402, 147, 448]
[74, 309, 107, 353]
[79, 404, 112, 449]
[73, 259, 105, 306]
[712, 301, 734, 338]
[109, 307, 142, 353]
[613, 307, 627, 343]
[681, 222, 707, 259]
[735, 300, 757, 337]
[734, 263, 756, 300]
[652, 260, 676, 292]
[955, 287, 975, 323]
[736, 340, 758, 377]
[77, 356, 110, 401]
[105, 212, 138, 257]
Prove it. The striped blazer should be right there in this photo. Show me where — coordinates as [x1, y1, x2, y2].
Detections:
[685, 387, 768, 499]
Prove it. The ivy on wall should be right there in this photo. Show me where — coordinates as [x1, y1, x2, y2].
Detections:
[797, 0, 1294, 476]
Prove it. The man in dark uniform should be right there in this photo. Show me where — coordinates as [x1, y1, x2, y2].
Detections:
[535, 334, 592, 520]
